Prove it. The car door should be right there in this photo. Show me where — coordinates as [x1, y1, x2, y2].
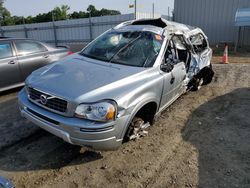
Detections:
[189, 33, 212, 74]
[199, 38, 212, 68]
[159, 36, 187, 110]
[14, 40, 49, 80]
[0, 41, 22, 90]
[171, 35, 188, 97]
[159, 39, 186, 110]
[171, 61, 186, 97]
[160, 68, 176, 111]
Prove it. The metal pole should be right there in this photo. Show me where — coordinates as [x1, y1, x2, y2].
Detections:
[52, 12, 58, 46]
[0, 14, 4, 37]
[241, 26, 245, 48]
[152, 3, 155, 18]
[134, 0, 137, 19]
[238, 26, 241, 49]
[0, 3, 4, 37]
[89, 12, 93, 41]
[23, 17, 28, 38]
[0, 20, 3, 37]
[235, 26, 241, 52]
[0, 28, 3, 37]
[168, 6, 170, 20]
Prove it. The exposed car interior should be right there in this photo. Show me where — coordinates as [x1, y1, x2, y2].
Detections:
[189, 33, 208, 54]
[165, 35, 191, 71]
[130, 18, 196, 72]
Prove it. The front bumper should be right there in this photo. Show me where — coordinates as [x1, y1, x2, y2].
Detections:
[18, 89, 129, 150]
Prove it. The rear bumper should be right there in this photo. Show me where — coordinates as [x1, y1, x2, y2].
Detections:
[18, 89, 128, 150]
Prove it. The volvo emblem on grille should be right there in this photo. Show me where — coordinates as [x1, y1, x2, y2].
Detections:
[40, 94, 48, 105]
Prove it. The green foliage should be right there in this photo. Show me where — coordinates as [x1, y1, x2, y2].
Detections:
[53, 5, 70, 20]
[85, 5, 121, 17]
[0, 3, 121, 26]
[0, 0, 13, 25]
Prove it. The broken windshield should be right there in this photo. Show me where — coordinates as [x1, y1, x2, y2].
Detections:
[81, 30, 163, 67]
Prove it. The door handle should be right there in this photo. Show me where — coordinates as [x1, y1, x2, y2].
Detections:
[8, 60, 16, 64]
[170, 77, 175, 84]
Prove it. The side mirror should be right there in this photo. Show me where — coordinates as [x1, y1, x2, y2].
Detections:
[160, 59, 174, 73]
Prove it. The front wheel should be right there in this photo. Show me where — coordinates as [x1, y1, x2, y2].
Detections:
[124, 117, 150, 141]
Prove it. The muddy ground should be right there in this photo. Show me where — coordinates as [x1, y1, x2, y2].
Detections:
[0, 64, 250, 188]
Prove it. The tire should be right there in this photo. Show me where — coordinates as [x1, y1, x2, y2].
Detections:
[191, 77, 203, 91]
[124, 117, 147, 142]
[202, 64, 214, 85]
[189, 64, 214, 91]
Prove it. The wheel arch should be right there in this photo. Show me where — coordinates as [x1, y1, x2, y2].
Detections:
[120, 99, 159, 141]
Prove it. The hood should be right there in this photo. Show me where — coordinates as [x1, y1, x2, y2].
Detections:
[27, 54, 147, 100]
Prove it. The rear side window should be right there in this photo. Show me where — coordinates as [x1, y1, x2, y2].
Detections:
[0, 43, 13, 59]
[15, 41, 46, 56]
[189, 33, 208, 53]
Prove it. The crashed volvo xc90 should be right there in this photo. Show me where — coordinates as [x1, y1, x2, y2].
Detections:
[18, 18, 214, 150]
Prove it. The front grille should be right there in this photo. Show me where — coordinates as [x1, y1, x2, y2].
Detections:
[28, 87, 68, 113]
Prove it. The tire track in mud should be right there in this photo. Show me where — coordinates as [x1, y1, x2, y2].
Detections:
[141, 65, 250, 188]
[139, 87, 217, 188]
[141, 87, 231, 188]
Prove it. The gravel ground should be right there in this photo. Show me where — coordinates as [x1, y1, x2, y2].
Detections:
[0, 64, 250, 188]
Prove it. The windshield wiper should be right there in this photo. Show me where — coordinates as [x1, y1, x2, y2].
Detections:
[80, 53, 109, 62]
[108, 34, 143, 63]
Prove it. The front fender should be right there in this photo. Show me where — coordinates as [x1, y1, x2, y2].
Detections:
[117, 71, 164, 139]
[118, 96, 160, 139]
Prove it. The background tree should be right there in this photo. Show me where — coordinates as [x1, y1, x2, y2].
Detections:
[52, 5, 70, 21]
[0, 2, 121, 26]
[100, 8, 121, 16]
[70, 11, 88, 19]
[87, 5, 98, 16]
[0, 0, 14, 25]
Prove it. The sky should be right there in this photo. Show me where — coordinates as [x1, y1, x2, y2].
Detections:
[4, 0, 174, 17]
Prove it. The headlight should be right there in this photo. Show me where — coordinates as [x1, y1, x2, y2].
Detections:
[75, 101, 117, 122]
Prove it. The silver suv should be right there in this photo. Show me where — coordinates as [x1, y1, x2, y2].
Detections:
[18, 18, 214, 150]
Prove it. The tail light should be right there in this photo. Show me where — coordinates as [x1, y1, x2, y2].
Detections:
[67, 51, 73, 55]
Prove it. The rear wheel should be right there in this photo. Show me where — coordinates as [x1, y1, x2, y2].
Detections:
[202, 64, 214, 85]
[193, 77, 204, 91]
[189, 64, 214, 91]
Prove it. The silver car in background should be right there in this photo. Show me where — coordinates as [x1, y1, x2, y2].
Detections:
[18, 18, 214, 150]
[0, 37, 72, 92]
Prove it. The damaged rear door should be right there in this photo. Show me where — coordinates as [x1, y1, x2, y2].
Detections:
[188, 33, 212, 75]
